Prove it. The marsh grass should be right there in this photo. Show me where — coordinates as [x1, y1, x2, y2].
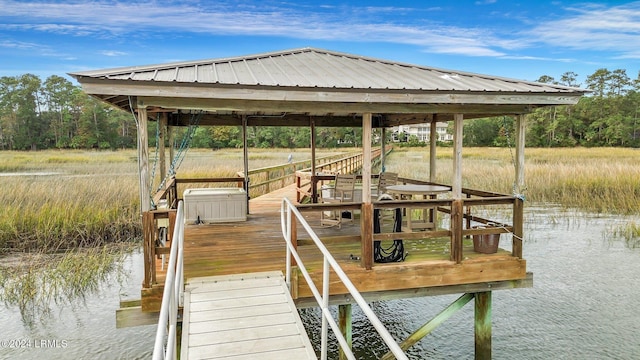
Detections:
[0, 244, 133, 324]
[612, 222, 640, 248]
[386, 147, 640, 214]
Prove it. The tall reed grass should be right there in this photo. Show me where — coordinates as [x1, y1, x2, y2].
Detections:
[385, 147, 640, 214]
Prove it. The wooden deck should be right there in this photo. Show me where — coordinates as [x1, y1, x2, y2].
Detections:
[142, 183, 530, 311]
[180, 271, 316, 360]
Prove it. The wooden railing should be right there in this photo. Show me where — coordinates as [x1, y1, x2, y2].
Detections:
[295, 148, 384, 203]
[296, 181, 523, 270]
[237, 151, 364, 199]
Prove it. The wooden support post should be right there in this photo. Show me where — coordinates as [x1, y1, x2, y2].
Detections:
[361, 202, 374, 270]
[450, 199, 463, 263]
[513, 114, 526, 258]
[142, 211, 155, 288]
[159, 113, 167, 183]
[311, 119, 318, 203]
[362, 113, 372, 202]
[242, 116, 250, 214]
[381, 293, 473, 360]
[430, 118, 437, 182]
[361, 113, 374, 270]
[475, 291, 492, 360]
[381, 128, 386, 172]
[513, 198, 524, 258]
[137, 106, 151, 212]
[452, 114, 463, 198]
[515, 114, 526, 195]
[338, 304, 352, 360]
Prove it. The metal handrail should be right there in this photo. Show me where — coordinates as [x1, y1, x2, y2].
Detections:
[152, 201, 185, 360]
[280, 198, 409, 360]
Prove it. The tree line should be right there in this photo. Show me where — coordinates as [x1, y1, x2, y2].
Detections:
[1, 68, 639, 150]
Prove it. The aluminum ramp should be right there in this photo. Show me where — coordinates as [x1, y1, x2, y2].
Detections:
[180, 271, 316, 359]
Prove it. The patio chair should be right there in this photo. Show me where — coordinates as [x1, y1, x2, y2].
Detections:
[320, 173, 356, 228]
[377, 172, 398, 196]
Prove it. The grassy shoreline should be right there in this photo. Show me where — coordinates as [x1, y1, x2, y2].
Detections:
[0, 147, 638, 253]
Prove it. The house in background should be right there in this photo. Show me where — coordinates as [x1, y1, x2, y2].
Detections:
[392, 122, 453, 143]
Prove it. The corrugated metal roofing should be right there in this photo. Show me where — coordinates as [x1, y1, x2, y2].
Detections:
[70, 47, 586, 94]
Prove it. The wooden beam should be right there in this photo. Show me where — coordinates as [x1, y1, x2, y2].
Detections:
[82, 80, 584, 106]
[294, 273, 533, 308]
[475, 291, 492, 360]
[138, 95, 551, 117]
[381, 293, 474, 360]
[338, 304, 352, 360]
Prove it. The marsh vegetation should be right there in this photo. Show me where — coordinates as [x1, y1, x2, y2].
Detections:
[0, 146, 639, 319]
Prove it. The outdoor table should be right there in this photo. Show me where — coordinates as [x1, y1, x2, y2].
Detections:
[385, 184, 450, 231]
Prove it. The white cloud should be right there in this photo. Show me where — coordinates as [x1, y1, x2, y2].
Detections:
[2, 0, 638, 62]
[527, 2, 640, 59]
[101, 50, 127, 57]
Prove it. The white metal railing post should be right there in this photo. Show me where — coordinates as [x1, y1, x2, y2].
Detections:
[282, 201, 292, 290]
[152, 201, 185, 360]
[321, 257, 330, 360]
[280, 198, 408, 360]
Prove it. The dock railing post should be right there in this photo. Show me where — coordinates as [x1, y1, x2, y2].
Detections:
[512, 197, 524, 258]
[450, 199, 464, 263]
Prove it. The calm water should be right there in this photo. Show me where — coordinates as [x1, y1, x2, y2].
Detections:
[1, 206, 639, 359]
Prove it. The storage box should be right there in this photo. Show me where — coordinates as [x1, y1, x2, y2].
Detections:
[183, 188, 247, 224]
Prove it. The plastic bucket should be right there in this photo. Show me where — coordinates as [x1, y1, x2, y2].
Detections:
[472, 225, 500, 254]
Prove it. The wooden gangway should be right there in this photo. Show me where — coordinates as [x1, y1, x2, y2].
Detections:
[180, 271, 316, 360]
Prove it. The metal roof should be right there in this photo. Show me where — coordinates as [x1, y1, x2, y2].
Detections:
[70, 47, 585, 94]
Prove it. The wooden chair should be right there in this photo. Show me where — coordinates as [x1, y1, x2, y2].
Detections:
[377, 172, 398, 196]
[376, 172, 398, 224]
[320, 174, 356, 228]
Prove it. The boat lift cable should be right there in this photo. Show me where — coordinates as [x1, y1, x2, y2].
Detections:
[502, 116, 526, 201]
[153, 111, 203, 202]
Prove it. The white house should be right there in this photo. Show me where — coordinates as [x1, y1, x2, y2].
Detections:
[392, 122, 453, 143]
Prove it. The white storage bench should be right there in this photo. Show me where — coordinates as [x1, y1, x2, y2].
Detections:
[183, 188, 247, 224]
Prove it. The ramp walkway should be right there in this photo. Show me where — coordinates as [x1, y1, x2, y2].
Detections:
[180, 271, 316, 360]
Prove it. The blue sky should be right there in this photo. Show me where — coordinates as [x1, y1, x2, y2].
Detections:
[1, 0, 639, 86]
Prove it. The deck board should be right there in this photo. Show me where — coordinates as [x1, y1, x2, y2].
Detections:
[181, 271, 316, 360]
